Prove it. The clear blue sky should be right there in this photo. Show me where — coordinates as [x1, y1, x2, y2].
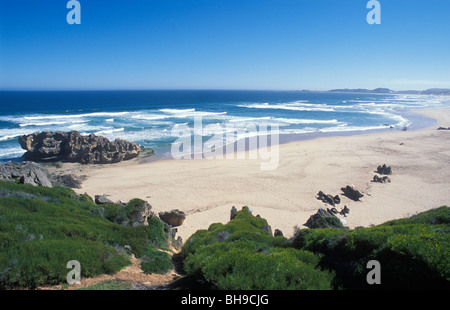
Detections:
[1, 0, 449, 90]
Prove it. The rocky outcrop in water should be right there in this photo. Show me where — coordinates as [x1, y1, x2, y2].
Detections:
[19, 131, 142, 164]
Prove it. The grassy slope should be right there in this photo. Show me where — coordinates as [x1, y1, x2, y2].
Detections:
[0, 181, 172, 289]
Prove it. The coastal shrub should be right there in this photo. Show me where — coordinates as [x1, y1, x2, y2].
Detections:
[182, 206, 276, 257]
[0, 181, 170, 289]
[140, 244, 173, 274]
[182, 206, 334, 290]
[292, 206, 450, 289]
[184, 241, 333, 290]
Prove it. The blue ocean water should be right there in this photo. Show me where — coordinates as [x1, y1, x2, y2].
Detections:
[0, 90, 448, 162]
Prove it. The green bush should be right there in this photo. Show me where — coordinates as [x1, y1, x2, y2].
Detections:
[0, 181, 170, 289]
[292, 206, 450, 289]
[140, 245, 173, 274]
[184, 241, 333, 290]
[182, 206, 334, 290]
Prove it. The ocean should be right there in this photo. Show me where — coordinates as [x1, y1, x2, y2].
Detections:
[0, 90, 448, 162]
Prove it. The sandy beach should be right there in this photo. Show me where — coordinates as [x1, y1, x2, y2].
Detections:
[73, 108, 450, 241]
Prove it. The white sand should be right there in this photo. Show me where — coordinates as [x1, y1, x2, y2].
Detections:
[74, 108, 450, 241]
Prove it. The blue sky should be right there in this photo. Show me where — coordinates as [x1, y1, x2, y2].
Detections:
[0, 0, 449, 90]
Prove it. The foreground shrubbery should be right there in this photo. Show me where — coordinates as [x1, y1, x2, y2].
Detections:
[0, 181, 173, 289]
[182, 206, 449, 290]
[182, 207, 335, 290]
[1, 178, 448, 290]
[292, 206, 450, 289]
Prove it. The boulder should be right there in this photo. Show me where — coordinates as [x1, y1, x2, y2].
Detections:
[159, 209, 186, 227]
[230, 206, 238, 220]
[341, 185, 364, 201]
[304, 208, 345, 229]
[437, 127, 450, 130]
[376, 164, 392, 175]
[1, 161, 52, 187]
[316, 191, 340, 207]
[274, 229, 284, 237]
[94, 195, 115, 205]
[373, 175, 391, 183]
[340, 205, 350, 216]
[128, 200, 152, 227]
[19, 131, 142, 164]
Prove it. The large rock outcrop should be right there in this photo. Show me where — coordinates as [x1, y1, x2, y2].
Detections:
[0, 161, 52, 187]
[19, 131, 141, 164]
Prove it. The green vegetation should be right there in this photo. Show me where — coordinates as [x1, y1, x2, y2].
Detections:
[182, 206, 450, 290]
[0, 180, 173, 289]
[181, 207, 335, 290]
[1, 178, 448, 290]
[140, 245, 173, 275]
[292, 206, 450, 289]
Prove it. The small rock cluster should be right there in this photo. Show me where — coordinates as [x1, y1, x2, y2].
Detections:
[307, 164, 393, 229]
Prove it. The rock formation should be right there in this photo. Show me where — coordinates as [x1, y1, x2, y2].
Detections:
[128, 200, 153, 227]
[373, 175, 391, 183]
[159, 209, 186, 227]
[94, 194, 115, 205]
[19, 131, 142, 164]
[341, 185, 364, 201]
[316, 191, 340, 207]
[0, 161, 52, 187]
[376, 164, 392, 175]
[304, 208, 345, 229]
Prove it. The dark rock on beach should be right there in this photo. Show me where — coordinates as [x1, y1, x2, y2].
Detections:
[341, 185, 364, 201]
[437, 127, 450, 130]
[373, 175, 391, 183]
[19, 131, 142, 164]
[340, 205, 350, 217]
[316, 191, 340, 207]
[376, 164, 392, 175]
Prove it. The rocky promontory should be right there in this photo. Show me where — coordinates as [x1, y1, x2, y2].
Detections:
[19, 131, 142, 164]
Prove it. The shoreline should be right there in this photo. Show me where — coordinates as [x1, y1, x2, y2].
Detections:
[73, 107, 450, 241]
[139, 107, 438, 164]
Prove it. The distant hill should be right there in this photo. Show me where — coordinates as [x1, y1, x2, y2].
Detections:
[328, 88, 395, 94]
[420, 88, 450, 95]
[328, 88, 450, 96]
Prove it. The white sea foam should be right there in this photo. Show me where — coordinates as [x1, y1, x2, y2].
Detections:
[18, 120, 88, 127]
[237, 102, 335, 112]
[94, 128, 125, 136]
[21, 111, 130, 121]
[0, 147, 25, 159]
